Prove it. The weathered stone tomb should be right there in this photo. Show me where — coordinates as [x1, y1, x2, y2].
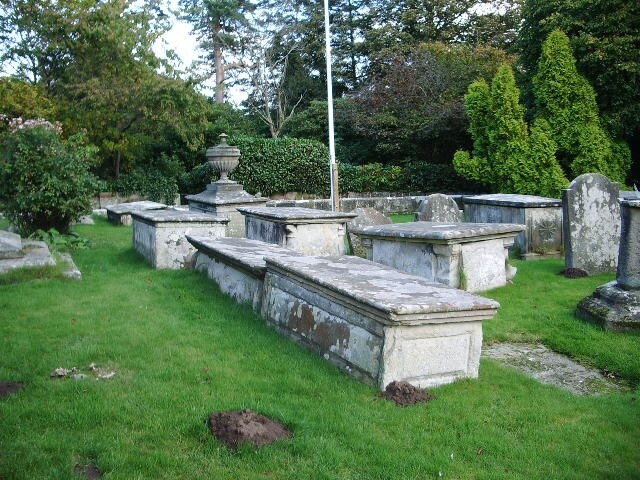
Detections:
[106, 201, 166, 226]
[132, 209, 228, 269]
[350, 221, 524, 292]
[261, 255, 499, 389]
[238, 207, 357, 256]
[187, 236, 301, 312]
[462, 193, 563, 259]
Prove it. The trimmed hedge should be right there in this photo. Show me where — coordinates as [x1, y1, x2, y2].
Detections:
[179, 135, 483, 197]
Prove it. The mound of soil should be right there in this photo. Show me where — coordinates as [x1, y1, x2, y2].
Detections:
[379, 381, 434, 406]
[74, 463, 101, 479]
[0, 381, 24, 398]
[560, 268, 589, 279]
[208, 409, 292, 449]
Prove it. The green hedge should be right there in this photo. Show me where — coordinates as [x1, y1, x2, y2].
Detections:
[179, 135, 483, 197]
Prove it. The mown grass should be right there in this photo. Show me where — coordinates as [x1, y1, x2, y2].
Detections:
[1, 218, 639, 479]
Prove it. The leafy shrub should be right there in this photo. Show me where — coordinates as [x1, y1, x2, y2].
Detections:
[0, 125, 100, 234]
[30, 228, 90, 251]
[338, 163, 406, 193]
[404, 162, 485, 193]
[111, 154, 181, 204]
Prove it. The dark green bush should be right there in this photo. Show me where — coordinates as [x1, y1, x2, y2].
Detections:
[111, 154, 181, 204]
[404, 162, 485, 193]
[0, 126, 100, 234]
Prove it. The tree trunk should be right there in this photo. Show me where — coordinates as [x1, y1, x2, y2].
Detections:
[214, 23, 225, 104]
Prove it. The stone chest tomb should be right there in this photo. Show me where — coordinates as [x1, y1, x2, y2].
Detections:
[106, 201, 166, 226]
[238, 207, 357, 256]
[350, 221, 524, 292]
[261, 255, 499, 389]
[132, 209, 228, 269]
[462, 194, 563, 259]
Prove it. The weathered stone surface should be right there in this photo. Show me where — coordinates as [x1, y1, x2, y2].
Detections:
[462, 193, 563, 259]
[563, 173, 620, 274]
[577, 281, 640, 332]
[350, 222, 524, 292]
[0, 240, 55, 273]
[239, 207, 357, 256]
[483, 343, 624, 395]
[132, 209, 228, 269]
[187, 187, 268, 238]
[346, 207, 392, 257]
[617, 199, 640, 289]
[106, 201, 166, 226]
[415, 194, 463, 222]
[187, 236, 300, 311]
[261, 255, 498, 389]
[60, 253, 82, 280]
[0, 230, 22, 259]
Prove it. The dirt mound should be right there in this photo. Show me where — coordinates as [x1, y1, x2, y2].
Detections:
[379, 381, 434, 406]
[0, 381, 23, 398]
[74, 463, 101, 479]
[208, 409, 292, 449]
[560, 268, 589, 278]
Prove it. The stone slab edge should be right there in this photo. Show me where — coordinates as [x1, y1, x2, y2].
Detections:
[264, 255, 499, 323]
[462, 194, 562, 208]
[238, 207, 358, 224]
[131, 210, 229, 226]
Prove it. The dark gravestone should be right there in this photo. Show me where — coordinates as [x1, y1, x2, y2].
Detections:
[562, 173, 620, 274]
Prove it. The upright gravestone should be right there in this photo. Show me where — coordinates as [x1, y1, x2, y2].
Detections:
[415, 194, 463, 222]
[577, 199, 640, 331]
[562, 173, 620, 274]
[347, 207, 392, 257]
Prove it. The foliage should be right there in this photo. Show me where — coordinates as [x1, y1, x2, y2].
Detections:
[532, 30, 630, 183]
[338, 163, 405, 193]
[518, 0, 640, 142]
[30, 228, 90, 251]
[348, 43, 515, 166]
[230, 136, 330, 196]
[404, 161, 485, 193]
[111, 154, 181, 204]
[0, 78, 58, 133]
[0, 125, 100, 235]
[453, 66, 568, 197]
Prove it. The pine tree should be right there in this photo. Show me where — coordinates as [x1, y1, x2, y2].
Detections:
[532, 30, 630, 183]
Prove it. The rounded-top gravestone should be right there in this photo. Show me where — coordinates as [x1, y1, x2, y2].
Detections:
[415, 194, 462, 222]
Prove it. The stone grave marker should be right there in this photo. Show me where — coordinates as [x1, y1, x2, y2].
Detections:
[346, 207, 392, 257]
[415, 193, 462, 222]
[562, 173, 620, 274]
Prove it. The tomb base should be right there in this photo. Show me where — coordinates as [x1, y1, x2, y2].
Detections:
[576, 281, 640, 332]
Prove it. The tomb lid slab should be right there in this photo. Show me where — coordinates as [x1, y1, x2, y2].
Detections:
[462, 193, 561, 207]
[131, 209, 229, 225]
[265, 255, 499, 320]
[350, 221, 524, 242]
[105, 201, 166, 215]
[238, 207, 357, 224]
[187, 236, 301, 276]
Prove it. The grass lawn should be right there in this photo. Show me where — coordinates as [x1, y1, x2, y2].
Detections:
[1, 218, 639, 479]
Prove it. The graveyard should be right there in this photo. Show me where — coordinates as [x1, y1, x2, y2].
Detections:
[1, 204, 639, 478]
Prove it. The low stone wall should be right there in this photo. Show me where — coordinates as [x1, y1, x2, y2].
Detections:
[266, 196, 422, 214]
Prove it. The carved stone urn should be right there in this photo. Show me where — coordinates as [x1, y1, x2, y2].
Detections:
[206, 133, 240, 182]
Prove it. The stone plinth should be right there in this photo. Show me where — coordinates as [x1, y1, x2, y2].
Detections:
[186, 181, 267, 238]
[187, 236, 300, 312]
[577, 200, 640, 331]
[261, 255, 499, 389]
[462, 194, 562, 259]
[132, 209, 228, 269]
[616, 200, 640, 289]
[350, 221, 524, 292]
[238, 207, 357, 256]
[563, 173, 620, 274]
[106, 201, 166, 226]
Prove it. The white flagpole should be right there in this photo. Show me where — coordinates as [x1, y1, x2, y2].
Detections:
[324, 0, 339, 211]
